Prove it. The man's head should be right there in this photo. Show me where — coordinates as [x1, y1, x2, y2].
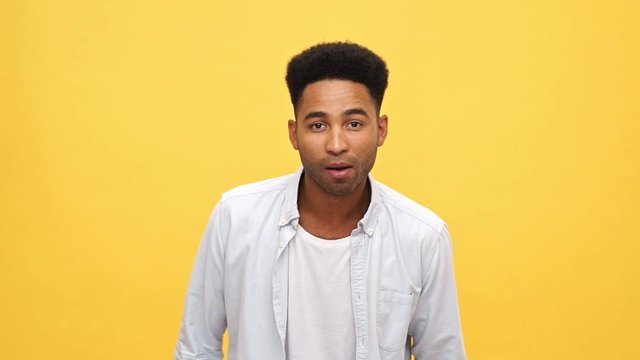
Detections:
[286, 42, 389, 198]
[286, 42, 389, 114]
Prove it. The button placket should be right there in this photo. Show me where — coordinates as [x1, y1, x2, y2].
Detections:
[351, 231, 369, 359]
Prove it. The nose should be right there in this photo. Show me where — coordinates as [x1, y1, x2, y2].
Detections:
[326, 128, 348, 155]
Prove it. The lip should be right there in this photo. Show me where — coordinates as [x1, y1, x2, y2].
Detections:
[326, 162, 351, 169]
[325, 162, 353, 179]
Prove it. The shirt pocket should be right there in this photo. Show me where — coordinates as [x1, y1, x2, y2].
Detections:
[377, 290, 413, 353]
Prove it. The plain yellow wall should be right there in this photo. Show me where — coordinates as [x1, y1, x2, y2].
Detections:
[1, 0, 639, 359]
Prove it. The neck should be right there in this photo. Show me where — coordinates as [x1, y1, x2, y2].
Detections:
[297, 173, 371, 239]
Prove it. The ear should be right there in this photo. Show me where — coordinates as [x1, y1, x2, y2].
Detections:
[377, 115, 388, 146]
[288, 119, 299, 150]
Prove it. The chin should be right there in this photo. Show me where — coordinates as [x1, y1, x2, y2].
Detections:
[320, 182, 359, 197]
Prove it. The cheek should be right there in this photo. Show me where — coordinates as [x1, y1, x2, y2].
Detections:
[352, 135, 380, 154]
[297, 142, 322, 161]
[297, 134, 325, 152]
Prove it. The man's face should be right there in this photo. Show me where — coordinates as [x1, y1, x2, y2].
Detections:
[288, 79, 388, 197]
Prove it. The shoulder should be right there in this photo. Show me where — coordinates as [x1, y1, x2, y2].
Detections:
[213, 172, 297, 218]
[374, 179, 447, 234]
[221, 173, 293, 201]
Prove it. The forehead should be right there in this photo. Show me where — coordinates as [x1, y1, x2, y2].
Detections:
[296, 80, 377, 116]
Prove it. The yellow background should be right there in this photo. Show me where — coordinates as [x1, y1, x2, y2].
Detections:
[1, 0, 639, 359]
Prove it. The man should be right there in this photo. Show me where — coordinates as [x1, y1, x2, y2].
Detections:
[175, 42, 466, 360]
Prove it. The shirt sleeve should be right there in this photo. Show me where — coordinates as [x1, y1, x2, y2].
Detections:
[409, 223, 467, 360]
[175, 203, 228, 360]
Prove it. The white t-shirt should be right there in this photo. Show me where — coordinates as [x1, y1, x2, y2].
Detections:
[286, 225, 356, 360]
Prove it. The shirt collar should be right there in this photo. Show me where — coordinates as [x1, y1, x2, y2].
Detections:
[279, 167, 381, 236]
[279, 168, 303, 227]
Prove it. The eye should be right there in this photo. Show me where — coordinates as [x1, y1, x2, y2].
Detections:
[311, 122, 326, 130]
[347, 121, 362, 128]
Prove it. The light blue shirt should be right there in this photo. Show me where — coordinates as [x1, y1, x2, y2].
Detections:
[175, 169, 466, 360]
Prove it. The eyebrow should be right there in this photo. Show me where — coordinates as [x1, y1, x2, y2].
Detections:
[303, 111, 327, 120]
[302, 108, 369, 121]
[343, 108, 369, 118]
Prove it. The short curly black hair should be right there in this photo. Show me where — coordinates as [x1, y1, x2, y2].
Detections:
[286, 42, 389, 111]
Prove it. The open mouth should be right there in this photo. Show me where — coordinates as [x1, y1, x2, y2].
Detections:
[326, 165, 351, 170]
[325, 163, 353, 178]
